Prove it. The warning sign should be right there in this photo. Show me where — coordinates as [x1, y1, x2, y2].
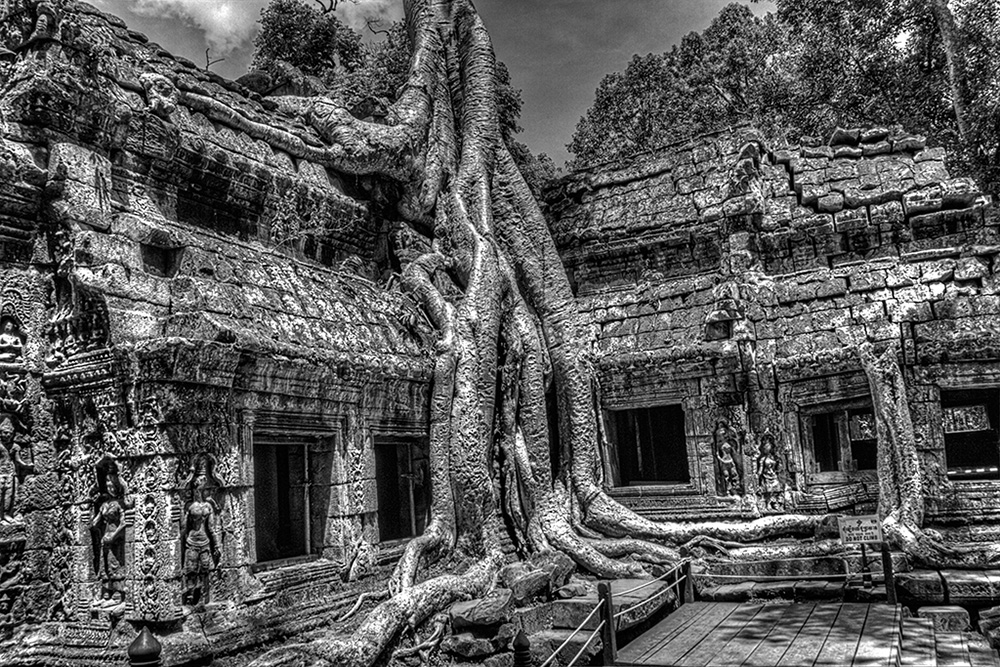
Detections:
[838, 515, 884, 545]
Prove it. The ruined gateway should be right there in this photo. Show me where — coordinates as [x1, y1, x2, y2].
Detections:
[0, 0, 999, 665]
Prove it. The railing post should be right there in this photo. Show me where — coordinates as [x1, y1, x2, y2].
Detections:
[513, 629, 531, 667]
[881, 541, 897, 605]
[682, 560, 694, 605]
[598, 582, 617, 666]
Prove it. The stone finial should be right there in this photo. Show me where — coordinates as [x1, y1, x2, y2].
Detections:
[127, 625, 162, 667]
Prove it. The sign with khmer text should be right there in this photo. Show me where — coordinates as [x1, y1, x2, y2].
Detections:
[838, 515, 884, 545]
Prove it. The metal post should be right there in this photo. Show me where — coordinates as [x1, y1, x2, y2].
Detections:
[599, 582, 617, 666]
[513, 629, 531, 667]
[860, 543, 873, 589]
[881, 541, 897, 605]
[682, 560, 694, 605]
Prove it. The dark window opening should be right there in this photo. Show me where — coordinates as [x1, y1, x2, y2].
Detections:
[254, 437, 333, 564]
[812, 412, 840, 473]
[943, 389, 1000, 481]
[375, 439, 431, 543]
[705, 320, 732, 341]
[848, 408, 878, 471]
[804, 404, 877, 474]
[140, 243, 182, 278]
[606, 405, 689, 486]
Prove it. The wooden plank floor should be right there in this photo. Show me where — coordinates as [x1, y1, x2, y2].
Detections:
[616, 602, 901, 667]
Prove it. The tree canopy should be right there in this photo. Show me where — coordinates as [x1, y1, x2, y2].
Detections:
[569, 0, 1000, 193]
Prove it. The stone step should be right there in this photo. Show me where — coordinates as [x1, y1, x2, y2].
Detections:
[527, 628, 602, 667]
[935, 631, 971, 667]
[699, 579, 846, 602]
[549, 578, 676, 632]
[901, 618, 937, 667]
[964, 632, 1000, 667]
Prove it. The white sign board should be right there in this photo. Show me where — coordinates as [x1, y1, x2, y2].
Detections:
[838, 515, 883, 545]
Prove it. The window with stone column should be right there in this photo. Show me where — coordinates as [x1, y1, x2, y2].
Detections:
[252, 435, 334, 564]
[800, 400, 877, 478]
[942, 388, 1000, 481]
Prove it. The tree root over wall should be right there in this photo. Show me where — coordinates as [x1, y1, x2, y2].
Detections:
[244, 3, 916, 665]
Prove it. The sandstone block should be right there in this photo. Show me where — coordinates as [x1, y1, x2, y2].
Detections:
[529, 629, 602, 667]
[860, 127, 890, 143]
[918, 605, 970, 632]
[450, 588, 514, 629]
[833, 146, 863, 159]
[829, 127, 861, 146]
[817, 192, 845, 213]
[442, 632, 495, 659]
[892, 134, 926, 152]
[803, 145, 834, 159]
[510, 570, 550, 606]
[556, 582, 588, 599]
[529, 551, 575, 592]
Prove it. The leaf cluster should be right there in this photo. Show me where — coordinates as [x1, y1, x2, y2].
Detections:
[568, 0, 1000, 193]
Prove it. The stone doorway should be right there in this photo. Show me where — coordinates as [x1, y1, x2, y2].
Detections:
[375, 438, 431, 543]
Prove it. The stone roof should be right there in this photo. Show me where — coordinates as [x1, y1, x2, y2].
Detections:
[0, 0, 434, 377]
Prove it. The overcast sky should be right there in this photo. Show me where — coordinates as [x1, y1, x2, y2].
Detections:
[91, 0, 773, 166]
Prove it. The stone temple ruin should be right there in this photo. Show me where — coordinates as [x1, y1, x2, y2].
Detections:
[0, 0, 999, 665]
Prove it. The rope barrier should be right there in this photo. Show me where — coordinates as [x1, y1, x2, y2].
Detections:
[538, 602, 603, 667]
[613, 576, 685, 619]
[565, 622, 604, 667]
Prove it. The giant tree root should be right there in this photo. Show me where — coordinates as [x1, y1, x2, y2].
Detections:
[252, 552, 503, 667]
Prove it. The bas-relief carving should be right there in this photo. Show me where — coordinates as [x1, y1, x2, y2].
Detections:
[713, 421, 742, 497]
[89, 456, 130, 611]
[756, 433, 786, 513]
[0, 417, 32, 522]
[179, 454, 222, 607]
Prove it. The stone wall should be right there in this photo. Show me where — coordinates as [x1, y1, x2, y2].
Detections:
[0, 1, 433, 664]
[547, 125, 1000, 524]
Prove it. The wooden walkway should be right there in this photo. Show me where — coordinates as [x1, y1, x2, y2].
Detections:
[616, 602, 902, 666]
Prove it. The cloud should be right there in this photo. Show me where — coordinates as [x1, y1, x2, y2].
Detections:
[337, 0, 403, 30]
[110, 0, 403, 55]
[122, 0, 265, 53]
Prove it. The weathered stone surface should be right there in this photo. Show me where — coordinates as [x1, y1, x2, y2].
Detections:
[510, 570, 551, 606]
[529, 629, 602, 667]
[441, 632, 496, 659]
[529, 551, 576, 592]
[918, 605, 970, 632]
[450, 588, 515, 629]
[556, 582, 588, 599]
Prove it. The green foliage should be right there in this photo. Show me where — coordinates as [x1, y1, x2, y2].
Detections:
[251, 0, 362, 79]
[329, 19, 411, 110]
[569, 0, 1000, 193]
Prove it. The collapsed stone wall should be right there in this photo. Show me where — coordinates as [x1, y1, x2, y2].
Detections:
[546, 125, 1000, 524]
